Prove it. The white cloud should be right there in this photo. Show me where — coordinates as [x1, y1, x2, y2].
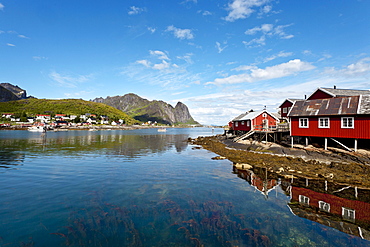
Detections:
[6, 43, 15, 47]
[224, 0, 270, 22]
[244, 23, 293, 47]
[147, 27, 156, 33]
[128, 6, 146, 15]
[206, 59, 315, 85]
[150, 50, 169, 60]
[166, 25, 194, 40]
[243, 36, 266, 46]
[0, 3, 4, 11]
[49, 71, 93, 88]
[33, 56, 48, 61]
[324, 58, 370, 77]
[18, 34, 30, 39]
[216, 42, 228, 53]
[263, 51, 293, 62]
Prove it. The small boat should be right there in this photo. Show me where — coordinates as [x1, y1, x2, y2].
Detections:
[28, 126, 46, 132]
[157, 127, 167, 132]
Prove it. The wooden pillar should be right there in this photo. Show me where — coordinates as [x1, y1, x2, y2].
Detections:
[305, 137, 308, 146]
[354, 139, 358, 152]
[324, 138, 328, 150]
[291, 136, 294, 148]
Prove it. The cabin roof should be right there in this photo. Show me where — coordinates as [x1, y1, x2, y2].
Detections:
[288, 95, 370, 117]
[307, 87, 370, 100]
[278, 98, 302, 108]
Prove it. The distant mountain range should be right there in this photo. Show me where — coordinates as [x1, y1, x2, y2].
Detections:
[92, 93, 198, 125]
[0, 83, 28, 102]
[0, 83, 198, 125]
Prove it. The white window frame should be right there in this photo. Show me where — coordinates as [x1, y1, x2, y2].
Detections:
[241, 121, 245, 125]
[318, 201, 330, 212]
[246, 121, 250, 127]
[299, 195, 310, 205]
[299, 118, 309, 128]
[282, 107, 288, 114]
[235, 122, 238, 127]
[262, 113, 267, 117]
[342, 207, 355, 221]
[318, 117, 330, 128]
[341, 117, 354, 129]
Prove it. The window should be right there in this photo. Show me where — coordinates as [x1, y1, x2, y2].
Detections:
[318, 118, 330, 128]
[319, 201, 330, 212]
[246, 121, 250, 127]
[262, 113, 267, 117]
[241, 121, 245, 125]
[235, 122, 238, 127]
[299, 195, 310, 205]
[341, 117, 354, 128]
[282, 107, 287, 113]
[342, 207, 355, 221]
[299, 118, 309, 128]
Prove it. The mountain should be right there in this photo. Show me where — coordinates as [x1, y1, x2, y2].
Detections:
[0, 98, 136, 124]
[92, 93, 198, 125]
[0, 83, 27, 101]
[0, 85, 19, 102]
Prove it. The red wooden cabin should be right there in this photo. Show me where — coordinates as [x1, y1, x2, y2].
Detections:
[279, 99, 301, 119]
[287, 87, 370, 150]
[230, 110, 279, 134]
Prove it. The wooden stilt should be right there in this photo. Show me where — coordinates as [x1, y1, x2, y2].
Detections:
[354, 139, 358, 152]
[291, 136, 294, 148]
[325, 138, 328, 150]
[305, 137, 308, 146]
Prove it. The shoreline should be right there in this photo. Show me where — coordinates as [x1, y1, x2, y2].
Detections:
[190, 134, 370, 188]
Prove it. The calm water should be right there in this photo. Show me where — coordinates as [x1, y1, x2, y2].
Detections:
[0, 128, 369, 246]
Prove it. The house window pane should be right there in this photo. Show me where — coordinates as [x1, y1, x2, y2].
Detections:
[299, 118, 309, 128]
[299, 195, 310, 205]
[319, 201, 330, 212]
[319, 118, 330, 128]
[342, 207, 355, 221]
[341, 117, 354, 128]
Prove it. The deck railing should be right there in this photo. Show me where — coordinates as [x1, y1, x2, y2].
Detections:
[253, 123, 289, 132]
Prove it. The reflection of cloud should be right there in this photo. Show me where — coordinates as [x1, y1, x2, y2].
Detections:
[206, 59, 315, 85]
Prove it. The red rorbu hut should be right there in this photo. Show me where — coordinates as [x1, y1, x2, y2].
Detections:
[287, 87, 370, 151]
[229, 110, 280, 135]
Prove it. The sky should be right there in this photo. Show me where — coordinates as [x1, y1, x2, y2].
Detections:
[1, 0, 370, 125]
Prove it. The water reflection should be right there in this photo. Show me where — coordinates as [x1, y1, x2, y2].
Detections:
[233, 165, 370, 241]
[0, 131, 190, 166]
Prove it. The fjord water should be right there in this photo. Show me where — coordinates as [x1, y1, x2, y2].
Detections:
[0, 128, 368, 246]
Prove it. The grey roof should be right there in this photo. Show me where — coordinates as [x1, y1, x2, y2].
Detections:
[358, 95, 370, 114]
[278, 98, 303, 108]
[232, 112, 248, 121]
[288, 96, 361, 117]
[319, 87, 370, 97]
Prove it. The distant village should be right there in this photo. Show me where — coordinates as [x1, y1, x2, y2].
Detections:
[227, 86, 370, 152]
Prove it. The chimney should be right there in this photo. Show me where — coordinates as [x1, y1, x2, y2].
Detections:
[304, 95, 307, 99]
[334, 85, 336, 89]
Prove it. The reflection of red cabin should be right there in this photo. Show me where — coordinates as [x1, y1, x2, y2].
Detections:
[230, 110, 279, 133]
[291, 186, 370, 224]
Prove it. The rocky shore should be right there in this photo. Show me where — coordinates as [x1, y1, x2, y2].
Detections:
[190, 135, 370, 188]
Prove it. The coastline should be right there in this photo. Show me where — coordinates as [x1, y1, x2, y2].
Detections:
[191, 134, 370, 188]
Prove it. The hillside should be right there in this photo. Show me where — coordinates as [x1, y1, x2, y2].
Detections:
[0, 85, 19, 102]
[92, 93, 198, 125]
[0, 98, 136, 124]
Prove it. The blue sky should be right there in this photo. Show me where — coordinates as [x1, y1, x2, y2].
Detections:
[1, 0, 370, 125]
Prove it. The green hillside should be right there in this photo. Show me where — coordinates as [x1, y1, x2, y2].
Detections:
[0, 98, 136, 124]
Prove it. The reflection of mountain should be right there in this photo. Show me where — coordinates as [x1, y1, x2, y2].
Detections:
[233, 166, 370, 241]
[0, 132, 189, 160]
